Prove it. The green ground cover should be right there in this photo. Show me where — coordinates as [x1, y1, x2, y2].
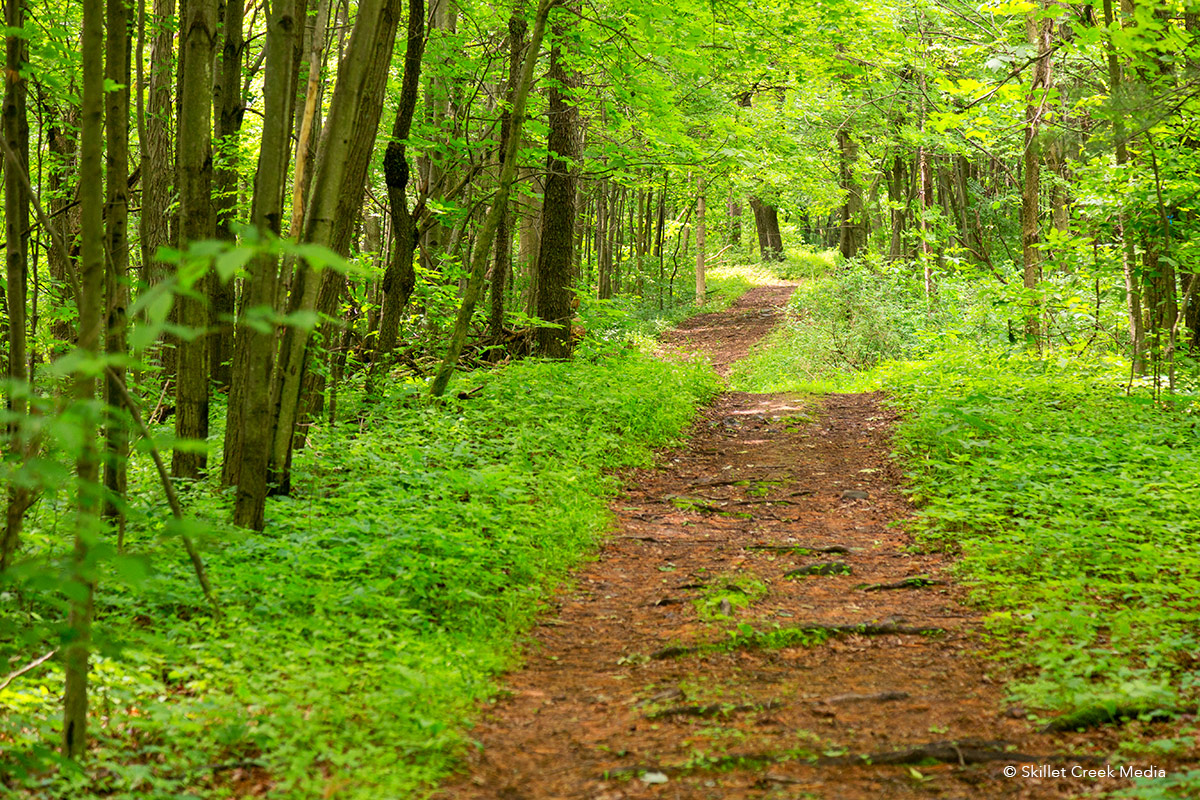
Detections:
[2, 346, 720, 798]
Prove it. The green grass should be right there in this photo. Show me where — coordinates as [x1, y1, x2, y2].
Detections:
[1, 351, 720, 799]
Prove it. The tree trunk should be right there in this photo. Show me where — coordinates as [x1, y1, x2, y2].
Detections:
[487, 13, 526, 339]
[105, 0, 132, 540]
[209, 0, 247, 391]
[141, 0, 174, 290]
[749, 196, 783, 261]
[375, 0, 428, 360]
[727, 187, 740, 247]
[533, 3, 580, 358]
[1104, 0, 1143, 372]
[228, 0, 301, 528]
[695, 181, 706, 306]
[173, 0, 217, 480]
[837, 130, 864, 260]
[597, 180, 610, 298]
[1021, 8, 1053, 346]
[64, 0, 105, 756]
[418, 0, 458, 272]
[268, 0, 400, 495]
[2, 0, 31, 569]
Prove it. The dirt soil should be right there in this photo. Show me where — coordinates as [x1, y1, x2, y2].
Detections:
[435, 285, 1159, 800]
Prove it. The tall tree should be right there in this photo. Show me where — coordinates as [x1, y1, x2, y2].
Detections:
[64, 0, 106, 757]
[210, 0, 247, 389]
[488, 11, 528, 340]
[105, 0, 133, 541]
[375, 0, 427, 363]
[429, 0, 556, 396]
[227, 0, 301, 529]
[2, 0, 31, 568]
[140, 0, 175, 288]
[173, 0, 218, 479]
[533, 2, 581, 358]
[695, 180, 706, 306]
[749, 196, 783, 261]
[267, 0, 401, 494]
[1021, 6, 1054, 345]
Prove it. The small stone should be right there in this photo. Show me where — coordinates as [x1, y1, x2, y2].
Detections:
[841, 489, 869, 500]
[640, 771, 669, 784]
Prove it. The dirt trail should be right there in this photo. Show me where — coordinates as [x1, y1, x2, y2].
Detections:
[437, 285, 1114, 799]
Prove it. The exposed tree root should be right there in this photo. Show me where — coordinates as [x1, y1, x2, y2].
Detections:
[649, 621, 945, 659]
[599, 740, 1103, 781]
[817, 739, 1104, 767]
[1040, 703, 1196, 733]
[816, 690, 909, 705]
[645, 700, 783, 720]
[857, 576, 947, 591]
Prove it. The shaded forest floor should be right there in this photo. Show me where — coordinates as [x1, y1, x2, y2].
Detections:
[436, 285, 1153, 799]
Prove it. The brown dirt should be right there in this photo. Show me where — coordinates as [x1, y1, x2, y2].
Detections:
[658, 283, 795, 376]
[435, 285, 1161, 800]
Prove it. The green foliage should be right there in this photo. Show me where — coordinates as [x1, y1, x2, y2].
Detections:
[772, 248, 839, 281]
[881, 349, 1200, 718]
[1, 351, 719, 798]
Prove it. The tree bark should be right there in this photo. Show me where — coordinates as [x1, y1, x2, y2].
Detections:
[488, 13, 527, 339]
[1021, 8, 1053, 345]
[173, 0, 217, 480]
[533, 3, 580, 358]
[209, 0, 247, 390]
[749, 196, 783, 261]
[227, 0, 301, 528]
[141, 0, 174, 289]
[837, 129, 864, 260]
[105, 0, 132, 540]
[268, 0, 400, 494]
[64, 0, 105, 757]
[374, 0, 427, 361]
[3, 0, 31, 569]
[695, 181, 706, 306]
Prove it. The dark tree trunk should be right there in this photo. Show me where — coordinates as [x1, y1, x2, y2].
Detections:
[375, 0, 427, 361]
[173, 0, 217, 480]
[210, 0, 246, 391]
[749, 196, 783, 261]
[533, 4, 580, 358]
[104, 0, 132, 538]
[837, 130, 864, 260]
[141, 0, 174, 291]
[228, 0, 301, 528]
[3, 0, 31, 569]
[64, 0, 105, 756]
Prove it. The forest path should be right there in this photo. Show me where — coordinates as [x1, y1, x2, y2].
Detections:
[436, 284, 1101, 800]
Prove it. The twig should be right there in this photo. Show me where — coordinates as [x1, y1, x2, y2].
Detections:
[0, 649, 58, 691]
[104, 367, 221, 619]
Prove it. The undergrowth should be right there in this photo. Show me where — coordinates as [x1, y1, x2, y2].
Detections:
[1, 351, 719, 799]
